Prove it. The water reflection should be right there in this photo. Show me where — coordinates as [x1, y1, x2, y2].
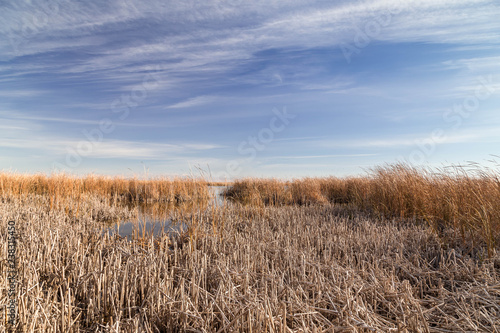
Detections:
[104, 219, 187, 240]
[103, 186, 227, 239]
[210, 185, 227, 207]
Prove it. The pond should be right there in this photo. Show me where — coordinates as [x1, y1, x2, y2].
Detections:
[103, 186, 227, 239]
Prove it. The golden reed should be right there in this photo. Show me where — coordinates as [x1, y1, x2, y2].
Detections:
[224, 163, 500, 254]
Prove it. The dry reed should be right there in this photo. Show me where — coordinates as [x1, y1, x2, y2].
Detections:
[223, 163, 500, 254]
[0, 172, 210, 206]
[0, 196, 499, 331]
[1, 164, 499, 331]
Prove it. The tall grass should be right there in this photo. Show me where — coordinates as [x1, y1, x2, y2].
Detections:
[0, 172, 210, 205]
[223, 163, 500, 253]
[222, 178, 289, 206]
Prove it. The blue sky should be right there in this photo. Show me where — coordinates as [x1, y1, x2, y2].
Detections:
[1, 0, 499, 179]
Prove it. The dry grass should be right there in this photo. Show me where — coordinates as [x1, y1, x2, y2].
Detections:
[222, 179, 289, 206]
[0, 172, 210, 206]
[223, 163, 500, 254]
[1, 164, 499, 331]
[206, 181, 232, 187]
[1, 195, 499, 332]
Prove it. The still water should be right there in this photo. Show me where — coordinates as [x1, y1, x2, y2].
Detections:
[103, 186, 227, 239]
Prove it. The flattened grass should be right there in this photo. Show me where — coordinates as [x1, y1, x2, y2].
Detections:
[1, 198, 498, 331]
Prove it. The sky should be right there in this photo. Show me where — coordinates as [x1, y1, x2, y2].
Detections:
[1, 0, 499, 179]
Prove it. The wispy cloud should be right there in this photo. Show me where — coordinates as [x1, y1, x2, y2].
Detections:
[317, 127, 500, 149]
[165, 95, 221, 109]
[1, 0, 499, 176]
[0, 124, 28, 130]
[0, 137, 222, 159]
[0, 90, 45, 97]
[3, 0, 498, 73]
[266, 154, 378, 160]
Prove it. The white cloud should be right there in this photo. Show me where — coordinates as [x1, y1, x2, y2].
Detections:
[265, 154, 378, 160]
[2, 0, 498, 74]
[1, 0, 499, 176]
[0, 89, 45, 97]
[0, 137, 222, 159]
[317, 126, 500, 149]
[0, 124, 28, 130]
[165, 95, 220, 109]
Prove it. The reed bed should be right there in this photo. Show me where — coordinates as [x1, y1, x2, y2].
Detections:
[223, 163, 500, 253]
[0, 172, 210, 205]
[222, 179, 289, 206]
[1, 196, 499, 332]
